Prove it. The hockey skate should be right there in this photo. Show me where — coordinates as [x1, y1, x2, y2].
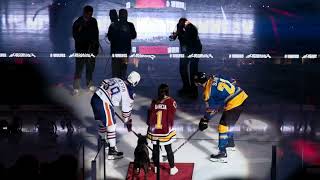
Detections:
[210, 151, 228, 163]
[108, 146, 123, 160]
[73, 89, 80, 96]
[170, 166, 179, 175]
[88, 85, 96, 92]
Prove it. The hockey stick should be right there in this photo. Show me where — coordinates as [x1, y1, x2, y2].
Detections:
[114, 112, 139, 137]
[114, 112, 153, 151]
[162, 129, 200, 161]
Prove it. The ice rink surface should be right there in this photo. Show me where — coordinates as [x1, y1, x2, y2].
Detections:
[47, 59, 286, 180]
[50, 81, 276, 180]
[1, 0, 320, 179]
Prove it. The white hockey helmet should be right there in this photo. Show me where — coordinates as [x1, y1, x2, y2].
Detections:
[127, 71, 141, 87]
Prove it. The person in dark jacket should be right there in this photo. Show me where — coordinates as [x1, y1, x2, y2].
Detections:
[169, 18, 188, 51]
[170, 19, 202, 98]
[184, 21, 202, 98]
[107, 9, 118, 78]
[72, 5, 99, 95]
[109, 9, 118, 23]
[107, 9, 137, 79]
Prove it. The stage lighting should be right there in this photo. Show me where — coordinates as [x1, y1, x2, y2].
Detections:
[9, 116, 22, 135]
[36, 117, 57, 138]
[61, 114, 74, 135]
[0, 120, 9, 137]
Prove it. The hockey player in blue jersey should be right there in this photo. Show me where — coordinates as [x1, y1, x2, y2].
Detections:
[194, 72, 248, 162]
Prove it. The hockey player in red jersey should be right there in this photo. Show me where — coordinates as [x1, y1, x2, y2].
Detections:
[147, 84, 179, 175]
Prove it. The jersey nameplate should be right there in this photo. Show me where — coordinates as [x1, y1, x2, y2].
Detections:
[155, 104, 167, 110]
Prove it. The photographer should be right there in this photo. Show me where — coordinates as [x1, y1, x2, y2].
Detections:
[170, 19, 202, 98]
[72, 5, 99, 95]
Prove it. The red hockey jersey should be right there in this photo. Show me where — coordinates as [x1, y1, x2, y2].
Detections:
[147, 96, 177, 145]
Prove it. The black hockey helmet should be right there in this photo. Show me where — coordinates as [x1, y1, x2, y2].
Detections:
[194, 72, 208, 85]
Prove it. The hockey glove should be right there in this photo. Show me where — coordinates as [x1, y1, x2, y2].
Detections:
[125, 119, 132, 132]
[199, 118, 209, 131]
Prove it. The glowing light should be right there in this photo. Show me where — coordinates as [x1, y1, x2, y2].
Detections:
[221, 6, 227, 21]
[135, 0, 166, 8]
[242, 119, 269, 132]
[292, 139, 320, 165]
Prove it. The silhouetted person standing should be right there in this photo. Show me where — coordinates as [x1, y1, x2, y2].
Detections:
[170, 18, 202, 98]
[108, 9, 118, 49]
[107, 9, 137, 79]
[107, 9, 118, 77]
[184, 21, 202, 98]
[72, 5, 99, 95]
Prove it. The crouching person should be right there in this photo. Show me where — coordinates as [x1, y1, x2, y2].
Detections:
[91, 71, 141, 159]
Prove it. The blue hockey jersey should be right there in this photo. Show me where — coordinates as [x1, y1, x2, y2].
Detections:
[203, 76, 248, 119]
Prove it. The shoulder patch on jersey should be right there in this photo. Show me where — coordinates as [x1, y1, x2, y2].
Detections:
[173, 101, 177, 108]
[166, 97, 177, 108]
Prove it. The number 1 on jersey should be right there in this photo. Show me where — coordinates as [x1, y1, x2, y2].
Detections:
[155, 111, 163, 129]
